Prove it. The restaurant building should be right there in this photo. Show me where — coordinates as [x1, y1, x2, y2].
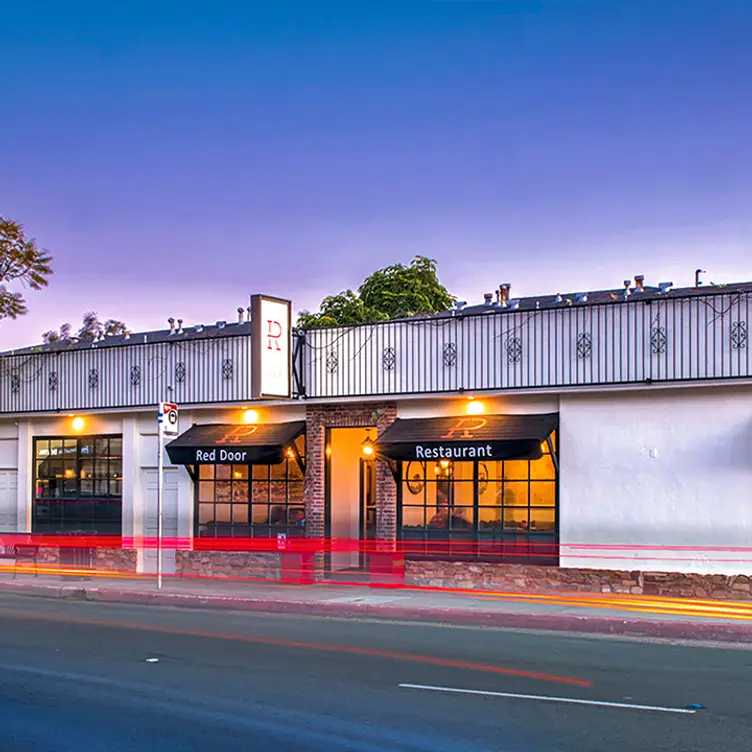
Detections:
[1, 281, 751, 596]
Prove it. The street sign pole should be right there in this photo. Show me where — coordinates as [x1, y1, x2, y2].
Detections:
[157, 419, 164, 590]
[156, 402, 178, 591]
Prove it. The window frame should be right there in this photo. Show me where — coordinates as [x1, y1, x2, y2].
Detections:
[194, 437, 306, 539]
[397, 433, 559, 565]
[32, 434, 123, 535]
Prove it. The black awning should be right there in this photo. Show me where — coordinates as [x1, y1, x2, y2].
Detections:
[166, 421, 305, 465]
[374, 413, 558, 463]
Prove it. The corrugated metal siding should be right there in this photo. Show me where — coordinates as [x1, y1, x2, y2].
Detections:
[302, 291, 752, 398]
[0, 335, 254, 414]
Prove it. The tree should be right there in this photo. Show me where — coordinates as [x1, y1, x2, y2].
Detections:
[297, 256, 455, 329]
[0, 217, 54, 321]
[42, 312, 128, 343]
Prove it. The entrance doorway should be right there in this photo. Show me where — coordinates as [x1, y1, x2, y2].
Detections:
[326, 427, 375, 571]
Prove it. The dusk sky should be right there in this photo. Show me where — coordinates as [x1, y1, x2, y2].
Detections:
[2, 1, 750, 349]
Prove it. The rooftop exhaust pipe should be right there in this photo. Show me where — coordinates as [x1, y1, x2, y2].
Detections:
[483, 293, 493, 306]
[237, 307, 245, 323]
[176, 319, 184, 335]
[554, 293, 563, 303]
[454, 300, 467, 312]
[623, 280, 631, 299]
[634, 275, 645, 292]
[216, 320, 227, 329]
[195, 324, 204, 333]
[168, 317, 176, 334]
[695, 269, 705, 288]
[658, 281, 674, 294]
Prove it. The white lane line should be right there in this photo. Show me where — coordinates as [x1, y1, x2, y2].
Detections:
[398, 683, 697, 714]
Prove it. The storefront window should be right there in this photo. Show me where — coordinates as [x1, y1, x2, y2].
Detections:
[196, 441, 305, 538]
[33, 435, 123, 534]
[400, 436, 558, 564]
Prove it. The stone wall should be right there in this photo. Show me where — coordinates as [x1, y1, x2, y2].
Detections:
[406, 560, 752, 601]
[33, 546, 137, 572]
[176, 550, 282, 580]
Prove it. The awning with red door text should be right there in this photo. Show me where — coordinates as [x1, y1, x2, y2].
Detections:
[165, 421, 305, 465]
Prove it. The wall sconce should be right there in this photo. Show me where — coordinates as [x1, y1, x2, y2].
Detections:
[243, 409, 259, 424]
[362, 431, 375, 458]
[71, 416, 85, 431]
[286, 447, 295, 459]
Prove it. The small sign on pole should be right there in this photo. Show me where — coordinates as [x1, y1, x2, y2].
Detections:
[156, 402, 179, 589]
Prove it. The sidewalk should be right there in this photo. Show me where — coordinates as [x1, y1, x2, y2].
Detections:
[2, 570, 752, 645]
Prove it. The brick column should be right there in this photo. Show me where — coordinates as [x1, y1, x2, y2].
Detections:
[304, 410, 326, 538]
[375, 407, 398, 542]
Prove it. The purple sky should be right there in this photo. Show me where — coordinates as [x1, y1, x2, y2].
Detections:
[2, 1, 751, 349]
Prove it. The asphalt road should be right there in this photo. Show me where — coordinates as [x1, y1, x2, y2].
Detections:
[0, 593, 749, 751]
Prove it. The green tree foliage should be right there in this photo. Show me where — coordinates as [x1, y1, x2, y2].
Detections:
[297, 256, 454, 329]
[42, 312, 128, 343]
[0, 217, 54, 321]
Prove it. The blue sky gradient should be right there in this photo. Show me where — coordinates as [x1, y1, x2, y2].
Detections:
[2, 1, 751, 346]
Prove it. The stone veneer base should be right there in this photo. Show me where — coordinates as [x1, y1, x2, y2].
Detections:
[405, 560, 752, 601]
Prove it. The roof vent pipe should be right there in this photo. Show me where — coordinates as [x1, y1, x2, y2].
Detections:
[554, 293, 563, 303]
[168, 317, 176, 334]
[216, 320, 227, 329]
[623, 280, 631, 298]
[237, 307, 245, 323]
[695, 269, 705, 288]
[634, 275, 645, 292]
[658, 281, 674, 294]
[195, 324, 204, 333]
[124, 330, 131, 340]
[176, 319, 184, 335]
[483, 293, 493, 306]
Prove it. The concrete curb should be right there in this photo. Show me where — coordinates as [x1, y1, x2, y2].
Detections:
[3, 579, 752, 644]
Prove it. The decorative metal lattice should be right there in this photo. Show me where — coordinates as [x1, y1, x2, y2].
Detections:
[576, 332, 592, 359]
[731, 321, 748, 350]
[326, 350, 339, 374]
[10, 373, 20, 394]
[88, 369, 99, 389]
[650, 326, 667, 355]
[505, 336, 523, 364]
[222, 359, 234, 380]
[382, 346, 396, 371]
[48, 371, 58, 391]
[443, 342, 457, 367]
[130, 365, 141, 387]
[175, 362, 186, 383]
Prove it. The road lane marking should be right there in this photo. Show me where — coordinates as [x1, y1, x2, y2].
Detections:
[399, 683, 697, 714]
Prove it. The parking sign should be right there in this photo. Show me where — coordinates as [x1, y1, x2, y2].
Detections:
[159, 402, 179, 436]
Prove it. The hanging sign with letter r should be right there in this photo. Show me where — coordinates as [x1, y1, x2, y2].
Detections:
[250, 294, 292, 399]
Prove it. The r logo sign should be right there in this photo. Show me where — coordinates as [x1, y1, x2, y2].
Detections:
[267, 319, 282, 351]
[441, 417, 487, 440]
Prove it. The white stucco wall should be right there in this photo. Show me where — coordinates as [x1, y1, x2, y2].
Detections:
[559, 386, 752, 575]
[0, 403, 305, 572]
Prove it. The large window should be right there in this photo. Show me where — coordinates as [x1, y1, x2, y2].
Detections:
[400, 436, 557, 564]
[33, 436, 123, 534]
[197, 443, 305, 538]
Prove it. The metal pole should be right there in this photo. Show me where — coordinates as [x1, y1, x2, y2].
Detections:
[157, 420, 164, 590]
